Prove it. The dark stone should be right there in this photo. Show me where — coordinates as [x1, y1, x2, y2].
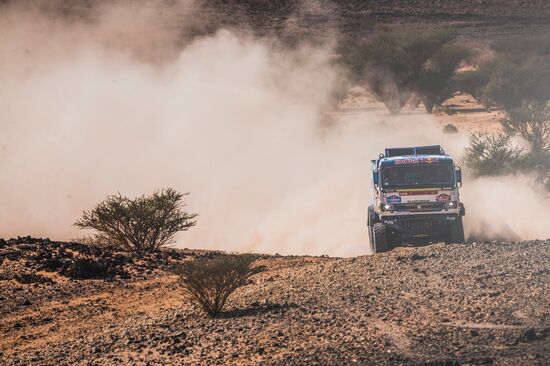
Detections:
[5, 251, 23, 260]
[171, 331, 187, 341]
[113, 254, 127, 264]
[62, 259, 108, 279]
[522, 328, 538, 342]
[410, 253, 426, 261]
[42, 258, 64, 271]
[15, 273, 53, 284]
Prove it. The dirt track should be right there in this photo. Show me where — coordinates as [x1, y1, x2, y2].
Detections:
[1, 238, 549, 365]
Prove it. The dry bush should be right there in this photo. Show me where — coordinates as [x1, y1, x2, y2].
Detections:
[75, 188, 197, 255]
[502, 104, 550, 157]
[174, 254, 264, 317]
[464, 131, 525, 176]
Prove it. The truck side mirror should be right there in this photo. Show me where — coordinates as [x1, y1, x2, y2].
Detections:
[455, 166, 462, 187]
[371, 159, 379, 187]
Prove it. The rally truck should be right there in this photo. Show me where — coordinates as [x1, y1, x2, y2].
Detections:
[367, 145, 465, 253]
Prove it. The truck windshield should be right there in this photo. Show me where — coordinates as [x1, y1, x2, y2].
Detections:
[381, 163, 454, 189]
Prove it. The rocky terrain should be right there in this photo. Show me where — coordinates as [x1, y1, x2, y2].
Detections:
[1, 237, 549, 365]
[180, 0, 550, 48]
[4, 0, 549, 47]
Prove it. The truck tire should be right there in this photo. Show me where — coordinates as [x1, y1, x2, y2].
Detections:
[387, 228, 402, 249]
[448, 216, 465, 244]
[370, 223, 389, 253]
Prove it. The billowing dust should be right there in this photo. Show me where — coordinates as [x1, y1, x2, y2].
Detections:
[0, 1, 548, 256]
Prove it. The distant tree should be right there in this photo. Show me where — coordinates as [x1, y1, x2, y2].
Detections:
[75, 188, 197, 255]
[339, 28, 466, 113]
[483, 56, 550, 156]
[453, 68, 490, 102]
[458, 36, 550, 157]
[414, 44, 471, 113]
[174, 254, 264, 317]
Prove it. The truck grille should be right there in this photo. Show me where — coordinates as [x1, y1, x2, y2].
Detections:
[403, 219, 440, 238]
[393, 202, 445, 212]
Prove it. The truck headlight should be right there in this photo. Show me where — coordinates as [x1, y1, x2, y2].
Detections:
[446, 201, 457, 209]
[382, 204, 393, 211]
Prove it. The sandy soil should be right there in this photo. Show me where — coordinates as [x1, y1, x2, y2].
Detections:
[436, 94, 504, 133]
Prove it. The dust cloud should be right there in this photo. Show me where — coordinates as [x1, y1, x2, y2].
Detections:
[0, 1, 548, 256]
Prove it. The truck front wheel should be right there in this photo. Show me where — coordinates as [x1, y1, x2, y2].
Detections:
[370, 223, 389, 253]
[446, 217, 465, 244]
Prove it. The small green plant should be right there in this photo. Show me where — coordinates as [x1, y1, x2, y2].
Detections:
[174, 254, 264, 317]
[442, 123, 458, 134]
[75, 188, 197, 254]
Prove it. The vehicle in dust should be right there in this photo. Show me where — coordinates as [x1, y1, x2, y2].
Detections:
[367, 145, 465, 253]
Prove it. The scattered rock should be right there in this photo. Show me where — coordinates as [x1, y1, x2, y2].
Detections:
[62, 259, 109, 279]
[15, 273, 54, 285]
[410, 253, 426, 261]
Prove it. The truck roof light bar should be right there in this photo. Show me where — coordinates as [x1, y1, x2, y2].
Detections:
[384, 145, 444, 157]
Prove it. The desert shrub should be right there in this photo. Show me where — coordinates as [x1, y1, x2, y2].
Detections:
[174, 254, 264, 317]
[502, 104, 550, 157]
[75, 188, 197, 255]
[339, 28, 466, 113]
[442, 123, 458, 134]
[463, 131, 525, 176]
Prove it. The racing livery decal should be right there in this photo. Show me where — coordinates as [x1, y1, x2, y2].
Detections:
[419, 157, 439, 164]
[394, 158, 418, 165]
[399, 190, 438, 196]
[386, 195, 402, 203]
[436, 193, 451, 202]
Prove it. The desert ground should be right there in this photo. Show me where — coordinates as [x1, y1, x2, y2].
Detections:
[1, 236, 549, 366]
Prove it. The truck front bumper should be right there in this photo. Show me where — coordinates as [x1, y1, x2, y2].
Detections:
[379, 213, 460, 240]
